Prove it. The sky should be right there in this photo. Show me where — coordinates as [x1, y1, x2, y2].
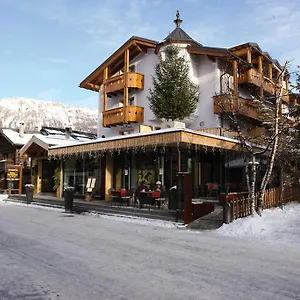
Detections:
[1, 0, 299, 108]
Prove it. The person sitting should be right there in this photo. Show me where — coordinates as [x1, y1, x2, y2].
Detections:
[154, 181, 165, 192]
[135, 181, 148, 206]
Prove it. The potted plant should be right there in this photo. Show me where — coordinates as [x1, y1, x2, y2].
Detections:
[25, 184, 35, 204]
[64, 186, 75, 213]
[53, 167, 61, 197]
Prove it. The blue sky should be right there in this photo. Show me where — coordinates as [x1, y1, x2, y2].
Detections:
[1, 0, 299, 108]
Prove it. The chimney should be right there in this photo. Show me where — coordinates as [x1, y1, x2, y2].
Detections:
[65, 127, 72, 139]
[19, 122, 25, 138]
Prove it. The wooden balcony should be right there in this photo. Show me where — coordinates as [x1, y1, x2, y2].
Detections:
[213, 95, 259, 121]
[105, 72, 144, 94]
[239, 69, 289, 102]
[103, 106, 144, 127]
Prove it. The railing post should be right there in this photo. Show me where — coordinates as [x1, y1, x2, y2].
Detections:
[223, 201, 231, 224]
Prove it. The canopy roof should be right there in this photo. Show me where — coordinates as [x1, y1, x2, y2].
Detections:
[49, 128, 241, 157]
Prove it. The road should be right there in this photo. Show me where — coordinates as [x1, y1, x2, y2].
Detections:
[0, 201, 299, 300]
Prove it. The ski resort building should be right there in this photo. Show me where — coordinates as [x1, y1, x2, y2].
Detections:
[41, 12, 292, 202]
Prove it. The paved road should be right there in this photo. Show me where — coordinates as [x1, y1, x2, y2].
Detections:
[0, 201, 299, 300]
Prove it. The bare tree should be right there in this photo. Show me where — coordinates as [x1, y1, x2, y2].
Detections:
[216, 60, 289, 215]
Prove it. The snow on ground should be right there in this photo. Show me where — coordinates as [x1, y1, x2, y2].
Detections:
[1, 196, 182, 229]
[217, 202, 300, 245]
[0, 196, 64, 212]
[84, 211, 182, 229]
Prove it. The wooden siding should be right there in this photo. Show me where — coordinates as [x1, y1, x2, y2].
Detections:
[103, 106, 144, 127]
[105, 72, 144, 94]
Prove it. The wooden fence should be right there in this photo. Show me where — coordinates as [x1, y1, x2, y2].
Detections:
[228, 186, 300, 222]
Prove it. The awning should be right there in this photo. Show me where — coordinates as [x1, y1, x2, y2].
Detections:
[48, 128, 240, 157]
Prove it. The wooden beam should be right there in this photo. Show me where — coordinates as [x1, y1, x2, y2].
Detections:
[233, 60, 238, 105]
[81, 38, 156, 90]
[108, 47, 141, 78]
[19, 166, 23, 194]
[268, 64, 273, 79]
[123, 49, 129, 123]
[258, 56, 263, 74]
[133, 43, 144, 53]
[87, 83, 100, 90]
[232, 48, 249, 56]
[102, 67, 108, 127]
[246, 48, 252, 80]
[105, 154, 113, 201]
[246, 48, 252, 64]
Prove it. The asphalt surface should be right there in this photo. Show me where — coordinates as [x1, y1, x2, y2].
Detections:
[0, 201, 299, 300]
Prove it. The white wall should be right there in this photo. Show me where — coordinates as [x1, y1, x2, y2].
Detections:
[97, 44, 225, 137]
[134, 49, 159, 127]
[188, 54, 221, 130]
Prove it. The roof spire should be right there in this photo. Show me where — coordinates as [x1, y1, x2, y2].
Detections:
[174, 10, 182, 28]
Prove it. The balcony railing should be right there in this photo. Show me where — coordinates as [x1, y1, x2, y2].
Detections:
[239, 69, 289, 102]
[103, 106, 144, 127]
[105, 72, 144, 94]
[213, 94, 259, 121]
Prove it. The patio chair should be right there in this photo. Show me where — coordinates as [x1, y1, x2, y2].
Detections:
[110, 189, 121, 206]
[206, 183, 219, 199]
[120, 189, 130, 206]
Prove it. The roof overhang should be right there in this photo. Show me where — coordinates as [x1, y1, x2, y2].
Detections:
[79, 36, 158, 92]
[48, 128, 240, 157]
[187, 46, 229, 58]
[20, 135, 50, 157]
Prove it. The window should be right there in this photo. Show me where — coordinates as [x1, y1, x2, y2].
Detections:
[129, 65, 135, 73]
[129, 96, 134, 106]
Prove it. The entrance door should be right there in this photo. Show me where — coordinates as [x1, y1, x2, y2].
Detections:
[41, 160, 56, 193]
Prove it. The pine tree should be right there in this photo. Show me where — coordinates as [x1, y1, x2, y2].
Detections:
[148, 45, 199, 121]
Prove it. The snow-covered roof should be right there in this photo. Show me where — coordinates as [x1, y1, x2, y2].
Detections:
[40, 127, 96, 141]
[50, 127, 241, 151]
[20, 133, 90, 157]
[1, 129, 35, 146]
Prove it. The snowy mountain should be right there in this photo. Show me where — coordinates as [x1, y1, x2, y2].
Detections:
[0, 97, 98, 133]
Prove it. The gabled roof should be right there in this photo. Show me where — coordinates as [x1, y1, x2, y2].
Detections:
[79, 36, 158, 92]
[229, 42, 285, 71]
[0, 129, 35, 146]
[19, 134, 87, 157]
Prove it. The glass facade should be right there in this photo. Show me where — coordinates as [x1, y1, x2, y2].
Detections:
[63, 156, 104, 198]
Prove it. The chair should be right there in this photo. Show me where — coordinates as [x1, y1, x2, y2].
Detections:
[206, 183, 219, 199]
[120, 189, 130, 206]
[110, 189, 121, 206]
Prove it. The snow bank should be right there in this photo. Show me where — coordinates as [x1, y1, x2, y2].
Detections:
[217, 203, 300, 245]
[0, 194, 8, 201]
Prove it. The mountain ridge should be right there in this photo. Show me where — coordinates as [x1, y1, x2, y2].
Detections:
[0, 97, 98, 133]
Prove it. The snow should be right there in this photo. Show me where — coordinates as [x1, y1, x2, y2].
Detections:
[50, 126, 242, 151]
[217, 203, 300, 245]
[0, 197, 64, 212]
[1, 129, 34, 145]
[0, 199, 300, 300]
[85, 211, 181, 229]
[0, 97, 97, 133]
[0, 194, 8, 201]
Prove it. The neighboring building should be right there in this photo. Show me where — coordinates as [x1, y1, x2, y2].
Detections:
[46, 12, 291, 202]
[20, 127, 97, 196]
[0, 123, 36, 193]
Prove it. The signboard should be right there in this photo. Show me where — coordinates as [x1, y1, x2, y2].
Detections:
[86, 177, 96, 193]
[5, 165, 23, 194]
[7, 168, 20, 180]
